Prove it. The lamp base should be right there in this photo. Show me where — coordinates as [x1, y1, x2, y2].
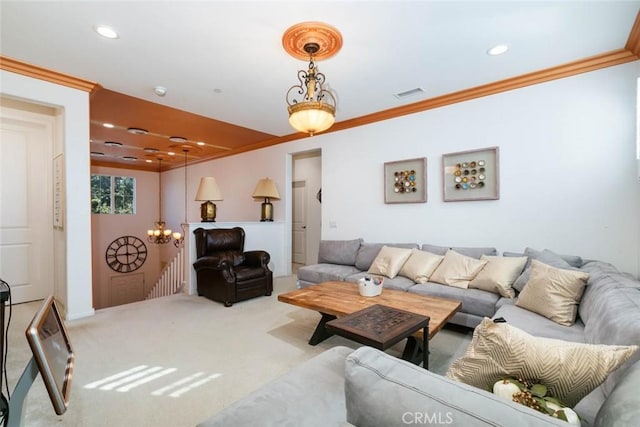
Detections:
[260, 201, 273, 222]
[200, 201, 217, 222]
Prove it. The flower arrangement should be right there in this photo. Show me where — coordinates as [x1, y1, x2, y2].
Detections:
[492, 378, 581, 426]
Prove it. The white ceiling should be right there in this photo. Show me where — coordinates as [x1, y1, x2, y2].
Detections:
[1, 1, 638, 137]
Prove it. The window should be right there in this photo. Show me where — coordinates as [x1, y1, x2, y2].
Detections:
[91, 174, 135, 214]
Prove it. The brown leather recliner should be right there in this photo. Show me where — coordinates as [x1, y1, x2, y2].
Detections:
[193, 227, 273, 307]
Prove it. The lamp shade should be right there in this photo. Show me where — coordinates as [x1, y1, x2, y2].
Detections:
[252, 178, 281, 200]
[195, 177, 223, 201]
[288, 102, 335, 135]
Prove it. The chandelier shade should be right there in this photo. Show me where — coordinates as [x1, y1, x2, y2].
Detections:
[288, 101, 335, 136]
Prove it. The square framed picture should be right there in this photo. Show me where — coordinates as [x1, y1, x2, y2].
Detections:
[442, 147, 499, 202]
[384, 157, 427, 204]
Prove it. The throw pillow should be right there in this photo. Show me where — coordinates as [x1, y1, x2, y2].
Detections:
[367, 246, 413, 279]
[445, 318, 638, 407]
[429, 250, 488, 289]
[512, 248, 576, 293]
[398, 249, 444, 283]
[515, 260, 589, 326]
[468, 255, 527, 298]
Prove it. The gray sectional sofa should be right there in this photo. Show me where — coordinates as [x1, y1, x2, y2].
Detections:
[297, 239, 539, 328]
[199, 241, 640, 426]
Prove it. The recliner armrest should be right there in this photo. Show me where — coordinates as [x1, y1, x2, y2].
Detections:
[194, 256, 232, 271]
[243, 250, 270, 268]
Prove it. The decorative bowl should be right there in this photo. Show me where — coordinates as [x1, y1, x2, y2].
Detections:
[358, 275, 384, 297]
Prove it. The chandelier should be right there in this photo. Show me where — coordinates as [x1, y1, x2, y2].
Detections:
[147, 157, 179, 245]
[283, 22, 342, 136]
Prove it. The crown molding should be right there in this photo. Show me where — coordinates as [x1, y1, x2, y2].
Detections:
[0, 55, 100, 93]
[626, 10, 640, 57]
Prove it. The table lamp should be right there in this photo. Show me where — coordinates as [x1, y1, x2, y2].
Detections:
[252, 178, 280, 221]
[195, 177, 223, 222]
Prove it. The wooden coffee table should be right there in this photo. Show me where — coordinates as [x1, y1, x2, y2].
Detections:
[278, 281, 461, 365]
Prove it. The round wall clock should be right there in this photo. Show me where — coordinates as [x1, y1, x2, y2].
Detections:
[105, 236, 147, 273]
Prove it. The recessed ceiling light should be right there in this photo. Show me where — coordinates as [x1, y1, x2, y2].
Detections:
[95, 25, 119, 39]
[123, 156, 137, 161]
[167, 152, 176, 156]
[169, 136, 187, 143]
[144, 147, 159, 153]
[128, 127, 149, 135]
[91, 151, 105, 156]
[154, 86, 167, 97]
[145, 159, 153, 163]
[487, 44, 509, 56]
[103, 123, 115, 128]
[104, 141, 122, 147]
[196, 141, 205, 146]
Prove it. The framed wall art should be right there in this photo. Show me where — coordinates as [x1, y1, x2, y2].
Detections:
[384, 157, 427, 204]
[442, 147, 499, 202]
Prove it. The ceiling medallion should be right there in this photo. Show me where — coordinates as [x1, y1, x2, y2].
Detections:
[282, 22, 343, 61]
[283, 22, 342, 136]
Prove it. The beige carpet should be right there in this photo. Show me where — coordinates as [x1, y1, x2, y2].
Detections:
[4, 276, 472, 426]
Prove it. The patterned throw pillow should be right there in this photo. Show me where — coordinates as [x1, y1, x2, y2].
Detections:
[446, 318, 638, 407]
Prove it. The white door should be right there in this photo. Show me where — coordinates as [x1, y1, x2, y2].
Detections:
[0, 106, 54, 303]
[292, 181, 306, 264]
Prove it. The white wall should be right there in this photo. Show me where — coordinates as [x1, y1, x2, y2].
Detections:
[164, 62, 640, 277]
[0, 70, 94, 319]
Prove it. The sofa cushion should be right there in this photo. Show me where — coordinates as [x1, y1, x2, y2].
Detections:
[582, 282, 640, 396]
[512, 248, 578, 293]
[398, 249, 444, 283]
[367, 246, 413, 279]
[430, 250, 488, 289]
[197, 346, 353, 427]
[446, 318, 638, 407]
[346, 272, 415, 291]
[354, 242, 418, 271]
[421, 244, 497, 259]
[493, 304, 586, 343]
[410, 282, 499, 318]
[345, 346, 568, 427]
[515, 260, 589, 326]
[594, 360, 640, 427]
[317, 238, 362, 265]
[469, 255, 527, 298]
[296, 263, 361, 284]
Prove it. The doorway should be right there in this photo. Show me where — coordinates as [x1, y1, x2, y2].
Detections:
[0, 99, 56, 303]
[291, 150, 321, 272]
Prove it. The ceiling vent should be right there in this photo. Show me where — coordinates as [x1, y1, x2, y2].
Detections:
[394, 88, 425, 99]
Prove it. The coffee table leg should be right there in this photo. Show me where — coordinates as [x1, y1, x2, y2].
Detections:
[401, 328, 430, 369]
[423, 323, 429, 370]
[309, 312, 337, 345]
